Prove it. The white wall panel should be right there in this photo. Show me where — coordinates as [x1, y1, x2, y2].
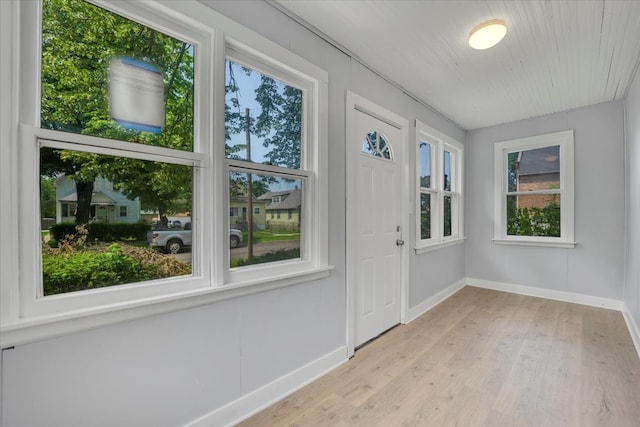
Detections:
[3, 301, 243, 427]
[409, 242, 466, 308]
[466, 101, 625, 300]
[239, 282, 326, 394]
[624, 67, 640, 329]
[567, 103, 625, 297]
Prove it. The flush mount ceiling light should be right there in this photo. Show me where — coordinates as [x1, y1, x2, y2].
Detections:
[468, 19, 507, 50]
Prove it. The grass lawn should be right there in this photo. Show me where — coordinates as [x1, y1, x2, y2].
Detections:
[242, 229, 300, 243]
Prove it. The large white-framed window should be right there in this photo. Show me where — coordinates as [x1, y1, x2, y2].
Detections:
[2, 0, 329, 347]
[493, 130, 575, 248]
[415, 120, 464, 253]
[15, 0, 212, 320]
[223, 43, 321, 282]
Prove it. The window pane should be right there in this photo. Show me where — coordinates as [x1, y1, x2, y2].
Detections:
[444, 150, 451, 191]
[506, 194, 561, 237]
[229, 172, 302, 268]
[419, 142, 432, 188]
[362, 131, 392, 160]
[225, 60, 302, 169]
[444, 195, 452, 236]
[40, 147, 193, 296]
[508, 146, 560, 193]
[420, 193, 431, 240]
[41, 0, 194, 151]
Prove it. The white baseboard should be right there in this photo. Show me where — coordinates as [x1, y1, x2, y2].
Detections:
[406, 279, 466, 323]
[622, 304, 640, 359]
[465, 277, 623, 311]
[185, 345, 348, 427]
[184, 279, 636, 427]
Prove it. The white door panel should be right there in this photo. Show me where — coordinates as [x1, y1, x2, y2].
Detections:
[353, 109, 402, 347]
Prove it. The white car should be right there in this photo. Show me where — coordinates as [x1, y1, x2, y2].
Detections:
[147, 223, 243, 254]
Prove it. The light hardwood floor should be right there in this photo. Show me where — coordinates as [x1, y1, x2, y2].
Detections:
[238, 286, 640, 427]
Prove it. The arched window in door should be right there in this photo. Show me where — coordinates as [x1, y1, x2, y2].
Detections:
[362, 130, 393, 160]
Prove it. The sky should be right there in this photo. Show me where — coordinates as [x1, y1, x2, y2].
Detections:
[225, 61, 299, 193]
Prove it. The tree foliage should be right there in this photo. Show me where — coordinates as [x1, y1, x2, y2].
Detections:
[40, 176, 57, 218]
[225, 61, 302, 170]
[41, 0, 300, 229]
[41, 0, 194, 225]
[507, 201, 561, 237]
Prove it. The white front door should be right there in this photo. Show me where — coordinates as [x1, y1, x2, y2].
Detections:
[352, 107, 404, 347]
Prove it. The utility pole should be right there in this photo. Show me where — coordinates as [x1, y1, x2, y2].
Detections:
[245, 108, 253, 260]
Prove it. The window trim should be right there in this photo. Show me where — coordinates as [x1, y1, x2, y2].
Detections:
[1, 0, 330, 348]
[415, 120, 464, 252]
[17, 0, 213, 319]
[493, 130, 575, 248]
[223, 40, 327, 285]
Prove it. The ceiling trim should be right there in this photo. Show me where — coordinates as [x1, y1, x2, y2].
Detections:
[266, 0, 463, 130]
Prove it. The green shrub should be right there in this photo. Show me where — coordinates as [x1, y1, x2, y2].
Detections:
[507, 203, 561, 237]
[42, 243, 150, 295]
[49, 222, 151, 242]
[88, 222, 151, 241]
[49, 222, 77, 242]
[42, 242, 191, 296]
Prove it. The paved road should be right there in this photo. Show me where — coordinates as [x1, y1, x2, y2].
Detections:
[173, 239, 300, 263]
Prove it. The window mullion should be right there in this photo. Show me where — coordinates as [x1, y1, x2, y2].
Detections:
[506, 189, 562, 196]
[39, 137, 203, 167]
[33, 127, 204, 162]
[227, 159, 310, 179]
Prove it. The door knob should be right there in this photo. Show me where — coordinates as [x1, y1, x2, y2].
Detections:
[396, 239, 405, 246]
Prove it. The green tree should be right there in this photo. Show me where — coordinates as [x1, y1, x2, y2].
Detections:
[41, 0, 194, 225]
[225, 61, 302, 170]
[40, 176, 57, 219]
[254, 78, 302, 169]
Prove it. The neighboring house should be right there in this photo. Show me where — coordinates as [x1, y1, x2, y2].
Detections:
[55, 175, 141, 224]
[258, 188, 301, 232]
[515, 145, 560, 209]
[230, 196, 267, 230]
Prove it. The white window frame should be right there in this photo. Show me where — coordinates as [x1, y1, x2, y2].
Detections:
[493, 130, 575, 248]
[223, 40, 327, 285]
[415, 120, 465, 253]
[1, 0, 330, 348]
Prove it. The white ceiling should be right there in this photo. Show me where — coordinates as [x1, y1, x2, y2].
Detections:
[274, 0, 640, 130]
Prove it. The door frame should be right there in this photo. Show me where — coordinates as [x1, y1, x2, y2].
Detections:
[345, 90, 410, 358]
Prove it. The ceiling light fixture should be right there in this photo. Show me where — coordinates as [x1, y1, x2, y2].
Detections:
[468, 19, 507, 50]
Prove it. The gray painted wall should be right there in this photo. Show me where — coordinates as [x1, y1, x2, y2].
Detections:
[1, 1, 466, 425]
[466, 101, 626, 300]
[624, 68, 640, 328]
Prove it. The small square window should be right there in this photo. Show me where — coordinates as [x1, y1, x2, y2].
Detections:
[494, 130, 574, 247]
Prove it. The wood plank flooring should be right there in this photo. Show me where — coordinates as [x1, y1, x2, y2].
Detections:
[237, 286, 640, 427]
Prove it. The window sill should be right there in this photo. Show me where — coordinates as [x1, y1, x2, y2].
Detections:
[415, 237, 466, 254]
[0, 266, 334, 349]
[492, 238, 576, 249]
